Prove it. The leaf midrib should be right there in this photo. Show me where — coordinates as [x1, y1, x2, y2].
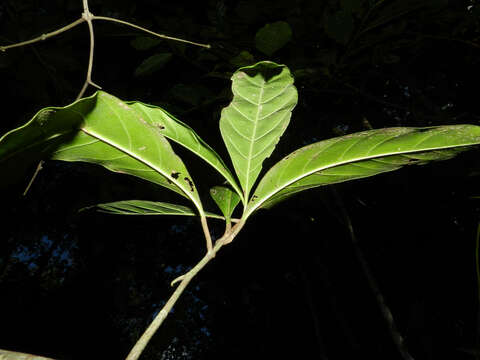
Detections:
[244, 78, 265, 202]
[80, 127, 203, 214]
[245, 143, 472, 218]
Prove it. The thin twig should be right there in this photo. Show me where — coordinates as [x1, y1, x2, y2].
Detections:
[23, 160, 44, 196]
[0, 18, 85, 52]
[92, 16, 211, 49]
[200, 215, 213, 253]
[77, 9, 101, 100]
[125, 220, 244, 360]
[2, 0, 210, 195]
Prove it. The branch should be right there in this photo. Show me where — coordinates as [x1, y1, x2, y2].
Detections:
[92, 16, 211, 49]
[2, 0, 210, 194]
[125, 220, 245, 360]
[200, 215, 213, 253]
[76, 9, 101, 100]
[0, 18, 85, 52]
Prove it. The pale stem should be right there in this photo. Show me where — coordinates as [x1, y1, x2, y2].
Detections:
[77, 10, 101, 100]
[200, 215, 213, 253]
[2, 0, 210, 194]
[22, 160, 44, 196]
[0, 18, 85, 52]
[125, 220, 245, 360]
[92, 16, 211, 49]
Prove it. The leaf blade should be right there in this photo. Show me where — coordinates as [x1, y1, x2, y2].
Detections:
[0, 91, 204, 214]
[210, 185, 241, 222]
[220, 61, 298, 203]
[127, 102, 243, 200]
[88, 200, 224, 219]
[245, 126, 480, 217]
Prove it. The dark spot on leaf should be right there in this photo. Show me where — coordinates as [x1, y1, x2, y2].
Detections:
[156, 123, 165, 130]
[184, 177, 194, 192]
[171, 171, 180, 179]
[167, 179, 173, 184]
[251, 195, 258, 202]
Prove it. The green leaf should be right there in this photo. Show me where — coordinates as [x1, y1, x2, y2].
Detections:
[89, 200, 224, 219]
[134, 53, 173, 77]
[128, 102, 243, 200]
[219, 61, 298, 203]
[0, 91, 204, 214]
[210, 185, 241, 222]
[245, 126, 480, 218]
[255, 21, 292, 56]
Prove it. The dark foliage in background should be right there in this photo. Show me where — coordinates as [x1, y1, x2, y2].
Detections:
[0, 0, 479, 359]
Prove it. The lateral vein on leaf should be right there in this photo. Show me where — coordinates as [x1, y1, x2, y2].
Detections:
[230, 103, 255, 123]
[256, 99, 293, 121]
[253, 112, 290, 142]
[228, 118, 254, 141]
[366, 133, 405, 155]
[300, 137, 344, 173]
[235, 74, 264, 90]
[80, 128, 199, 208]
[224, 133, 249, 160]
[233, 86, 261, 106]
[261, 83, 292, 104]
[411, 131, 440, 148]
[340, 135, 373, 161]
[53, 138, 100, 153]
[102, 99, 133, 149]
[248, 143, 473, 218]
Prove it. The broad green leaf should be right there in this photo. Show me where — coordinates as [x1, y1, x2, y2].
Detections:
[245, 126, 480, 218]
[0, 349, 56, 360]
[255, 21, 292, 56]
[210, 185, 241, 222]
[220, 61, 298, 203]
[0, 91, 204, 214]
[134, 53, 172, 77]
[89, 200, 224, 220]
[128, 102, 243, 200]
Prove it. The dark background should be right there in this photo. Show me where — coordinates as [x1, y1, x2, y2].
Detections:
[1, 0, 480, 359]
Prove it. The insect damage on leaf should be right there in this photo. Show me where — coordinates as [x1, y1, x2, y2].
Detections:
[171, 171, 180, 179]
[184, 177, 194, 192]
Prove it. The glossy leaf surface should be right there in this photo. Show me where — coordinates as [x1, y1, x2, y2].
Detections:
[210, 185, 241, 222]
[0, 91, 203, 213]
[90, 200, 224, 219]
[220, 61, 298, 202]
[128, 102, 243, 199]
[245, 126, 480, 217]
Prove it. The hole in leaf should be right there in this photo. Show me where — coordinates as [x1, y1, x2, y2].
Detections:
[184, 177, 194, 192]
